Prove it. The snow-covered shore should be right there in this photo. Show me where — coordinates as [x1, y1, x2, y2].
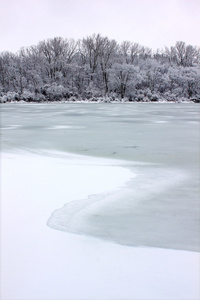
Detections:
[1, 151, 199, 300]
[1, 97, 199, 103]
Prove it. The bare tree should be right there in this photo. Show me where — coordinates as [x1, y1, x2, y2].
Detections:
[39, 37, 77, 81]
[81, 34, 107, 81]
[99, 38, 118, 93]
[166, 41, 198, 67]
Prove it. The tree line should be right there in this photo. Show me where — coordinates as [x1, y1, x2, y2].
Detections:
[0, 34, 200, 102]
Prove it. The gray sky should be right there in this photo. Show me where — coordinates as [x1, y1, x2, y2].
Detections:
[0, 0, 200, 53]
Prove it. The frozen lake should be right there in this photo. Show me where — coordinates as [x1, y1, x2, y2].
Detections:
[1, 103, 200, 251]
[1, 103, 200, 300]
[1, 103, 200, 166]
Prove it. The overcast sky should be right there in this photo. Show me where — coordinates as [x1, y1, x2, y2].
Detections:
[0, 0, 200, 53]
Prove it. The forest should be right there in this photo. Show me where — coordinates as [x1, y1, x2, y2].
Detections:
[0, 34, 200, 103]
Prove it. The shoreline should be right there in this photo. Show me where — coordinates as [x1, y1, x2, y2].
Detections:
[1, 99, 199, 104]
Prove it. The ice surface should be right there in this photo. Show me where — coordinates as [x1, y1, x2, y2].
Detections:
[48, 165, 199, 251]
[1, 103, 200, 251]
[1, 103, 200, 299]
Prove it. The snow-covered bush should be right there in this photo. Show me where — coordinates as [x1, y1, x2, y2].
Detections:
[21, 90, 36, 101]
[151, 93, 159, 102]
[46, 84, 65, 100]
[108, 92, 118, 101]
[0, 92, 20, 102]
[142, 96, 150, 102]
[0, 95, 8, 103]
[68, 96, 77, 102]
[136, 90, 145, 101]
[40, 84, 71, 100]
[163, 92, 177, 102]
[84, 83, 103, 99]
[35, 94, 46, 102]
[7, 92, 20, 101]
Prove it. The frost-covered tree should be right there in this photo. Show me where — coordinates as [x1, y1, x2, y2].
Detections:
[38, 37, 77, 81]
[165, 41, 199, 67]
[99, 38, 118, 93]
[110, 63, 138, 98]
[0, 34, 199, 102]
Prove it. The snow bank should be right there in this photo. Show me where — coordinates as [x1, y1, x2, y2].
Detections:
[1, 151, 199, 300]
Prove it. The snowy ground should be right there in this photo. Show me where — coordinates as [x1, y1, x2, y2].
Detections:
[1, 151, 199, 300]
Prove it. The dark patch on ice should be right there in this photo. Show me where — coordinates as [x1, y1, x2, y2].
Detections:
[124, 146, 138, 149]
[111, 152, 117, 155]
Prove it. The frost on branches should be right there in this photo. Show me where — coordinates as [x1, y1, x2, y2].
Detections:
[0, 35, 200, 103]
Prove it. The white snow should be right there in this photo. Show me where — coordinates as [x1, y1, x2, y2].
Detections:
[1, 151, 199, 300]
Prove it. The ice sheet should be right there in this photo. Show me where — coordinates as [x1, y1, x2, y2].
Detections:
[1, 103, 200, 299]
